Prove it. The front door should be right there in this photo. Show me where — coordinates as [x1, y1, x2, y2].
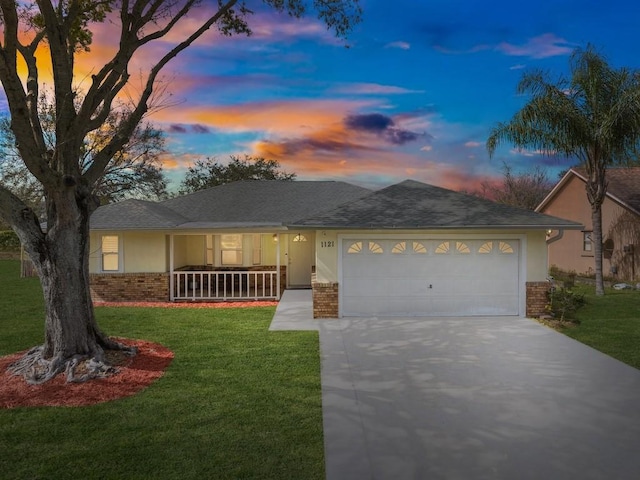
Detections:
[288, 233, 314, 287]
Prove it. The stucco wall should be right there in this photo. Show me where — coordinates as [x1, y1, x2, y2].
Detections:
[91, 232, 289, 274]
[90, 231, 167, 273]
[256, 233, 282, 266]
[315, 231, 339, 283]
[124, 232, 167, 272]
[525, 230, 549, 281]
[540, 175, 625, 275]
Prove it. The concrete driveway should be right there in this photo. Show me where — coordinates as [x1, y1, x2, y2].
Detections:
[319, 315, 640, 480]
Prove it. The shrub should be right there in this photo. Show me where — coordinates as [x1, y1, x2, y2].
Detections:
[547, 287, 586, 323]
[548, 265, 577, 288]
[0, 230, 20, 252]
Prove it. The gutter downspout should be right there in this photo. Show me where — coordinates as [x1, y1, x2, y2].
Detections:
[546, 229, 564, 245]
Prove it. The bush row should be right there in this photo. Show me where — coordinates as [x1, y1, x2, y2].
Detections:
[0, 230, 20, 251]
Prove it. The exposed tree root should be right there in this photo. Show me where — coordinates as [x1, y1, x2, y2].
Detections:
[7, 340, 138, 385]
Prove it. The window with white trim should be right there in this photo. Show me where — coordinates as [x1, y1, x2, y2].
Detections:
[583, 231, 593, 252]
[221, 234, 243, 265]
[101, 235, 120, 271]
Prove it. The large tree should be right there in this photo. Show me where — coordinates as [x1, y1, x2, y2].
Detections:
[0, 0, 361, 383]
[179, 155, 295, 194]
[0, 94, 168, 214]
[487, 46, 640, 296]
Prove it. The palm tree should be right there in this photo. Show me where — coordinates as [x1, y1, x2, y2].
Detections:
[487, 46, 640, 295]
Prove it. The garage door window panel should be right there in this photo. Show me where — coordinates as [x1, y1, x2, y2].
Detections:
[455, 241, 471, 254]
[478, 241, 493, 254]
[391, 241, 406, 253]
[435, 242, 450, 254]
[368, 241, 383, 254]
[499, 241, 515, 254]
[347, 241, 363, 254]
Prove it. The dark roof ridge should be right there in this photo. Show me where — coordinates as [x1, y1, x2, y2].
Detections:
[291, 178, 582, 229]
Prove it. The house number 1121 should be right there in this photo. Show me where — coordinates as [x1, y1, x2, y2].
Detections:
[320, 241, 335, 248]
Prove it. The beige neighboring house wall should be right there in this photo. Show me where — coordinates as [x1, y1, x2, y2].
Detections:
[537, 168, 640, 280]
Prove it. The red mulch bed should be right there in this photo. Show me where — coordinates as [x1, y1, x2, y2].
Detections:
[0, 301, 275, 409]
[0, 338, 174, 409]
[94, 300, 278, 308]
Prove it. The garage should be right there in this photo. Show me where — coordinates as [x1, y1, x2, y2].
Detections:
[341, 238, 521, 316]
[289, 179, 582, 319]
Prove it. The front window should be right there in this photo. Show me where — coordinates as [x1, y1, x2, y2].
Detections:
[101, 235, 120, 271]
[583, 231, 593, 252]
[221, 234, 243, 265]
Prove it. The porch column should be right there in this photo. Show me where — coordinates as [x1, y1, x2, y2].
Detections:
[276, 233, 281, 300]
[169, 234, 175, 301]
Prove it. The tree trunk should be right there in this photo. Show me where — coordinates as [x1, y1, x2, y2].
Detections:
[591, 204, 605, 296]
[9, 188, 134, 384]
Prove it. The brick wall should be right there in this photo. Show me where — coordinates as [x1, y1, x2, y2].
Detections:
[526, 281, 550, 317]
[90, 273, 170, 302]
[91, 266, 285, 303]
[312, 274, 339, 318]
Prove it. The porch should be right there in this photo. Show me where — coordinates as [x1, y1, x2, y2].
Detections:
[171, 265, 286, 301]
[89, 230, 312, 303]
[168, 231, 313, 302]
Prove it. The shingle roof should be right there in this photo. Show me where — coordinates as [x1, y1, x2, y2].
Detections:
[90, 199, 190, 230]
[538, 167, 640, 215]
[597, 167, 640, 214]
[91, 180, 370, 230]
[159, 180, 371, 227]
[291, 179, 582, 229]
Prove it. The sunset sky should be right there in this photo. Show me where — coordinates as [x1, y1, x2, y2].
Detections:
[8, 0, 640, 192]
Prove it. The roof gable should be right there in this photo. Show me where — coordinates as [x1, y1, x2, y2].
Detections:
[292, 179, 581, 229]
[537, 167, 640, 215]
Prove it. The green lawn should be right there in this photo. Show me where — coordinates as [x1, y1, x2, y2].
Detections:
[0, 260, 324, 480]
[561, 285, 640, 370]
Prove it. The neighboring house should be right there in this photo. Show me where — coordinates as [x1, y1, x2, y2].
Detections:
[89, 179, 581, 318]
[536, 167, 640, 281]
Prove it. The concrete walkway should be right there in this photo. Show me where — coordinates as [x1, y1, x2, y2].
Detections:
[269, 289, 318, 331]
[270, 291, 640, 479]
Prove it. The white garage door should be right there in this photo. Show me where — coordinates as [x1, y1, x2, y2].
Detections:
[341, 239, 520, 316]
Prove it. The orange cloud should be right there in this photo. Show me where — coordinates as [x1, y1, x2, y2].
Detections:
[157, 152, 203, 170]
[151, 98, 375, 136]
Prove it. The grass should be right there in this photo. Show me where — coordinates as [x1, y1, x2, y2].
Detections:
[0, 260, 324, 480]
[556, 285, 640, 370]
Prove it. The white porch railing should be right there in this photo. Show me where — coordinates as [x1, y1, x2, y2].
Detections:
[172, 270, 279, 301]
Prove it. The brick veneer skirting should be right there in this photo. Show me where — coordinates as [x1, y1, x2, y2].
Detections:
[90, 273, 170, 302]
[526, 281, 550, 317]
[312, 274, 338, 318]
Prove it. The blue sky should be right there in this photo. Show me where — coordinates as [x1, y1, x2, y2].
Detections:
[15, 1, 640, 191]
